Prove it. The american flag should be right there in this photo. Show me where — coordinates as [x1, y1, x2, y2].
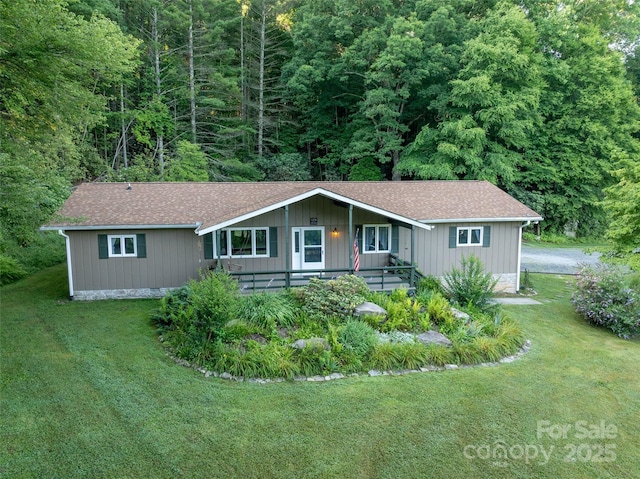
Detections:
[353, 229, 360, 272]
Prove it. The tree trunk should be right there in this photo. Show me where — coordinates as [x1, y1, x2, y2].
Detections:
[120, 83, 128, 168]
[188, 0, 196, 143]
[257, 0, 266, 158]
[392, 150, 401, 181]
[152, 5, 164, 174]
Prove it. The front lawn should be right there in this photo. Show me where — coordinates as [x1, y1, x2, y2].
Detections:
[1, 265, 639, 478]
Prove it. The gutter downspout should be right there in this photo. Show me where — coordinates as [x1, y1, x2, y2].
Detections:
[58, 230, 74, 300]
[516, 220, 531, 293]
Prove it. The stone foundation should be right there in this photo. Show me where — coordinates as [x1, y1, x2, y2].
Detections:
[494, 273, 518, 293]
[73, 288, 175, 300]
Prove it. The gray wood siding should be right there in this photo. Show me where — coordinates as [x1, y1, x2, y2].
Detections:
[68, 197, 446, 293]
[398, 222, 520, 276]
[70, 229, 206, 291]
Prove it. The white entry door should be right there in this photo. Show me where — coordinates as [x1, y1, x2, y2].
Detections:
[291, 227, 325, 272]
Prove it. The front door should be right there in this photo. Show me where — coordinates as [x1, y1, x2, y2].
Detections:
[291, 227, 325, 273]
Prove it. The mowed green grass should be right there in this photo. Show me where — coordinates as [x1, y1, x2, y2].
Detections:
[1, 265, 639, 479]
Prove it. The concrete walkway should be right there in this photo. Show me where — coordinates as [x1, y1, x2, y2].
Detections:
[491, 297, 541, 305]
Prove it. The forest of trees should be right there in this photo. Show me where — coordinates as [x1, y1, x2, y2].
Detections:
[1, 0, 639, 271]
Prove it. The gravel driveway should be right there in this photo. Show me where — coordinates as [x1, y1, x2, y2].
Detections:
[521, 244, 601, 274]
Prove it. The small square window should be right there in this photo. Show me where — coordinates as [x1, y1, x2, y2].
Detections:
[108, 235, 137, 257]
[457, 227, 483, 247]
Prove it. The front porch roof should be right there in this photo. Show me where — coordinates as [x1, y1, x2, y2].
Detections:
[196, 187, 432, 235]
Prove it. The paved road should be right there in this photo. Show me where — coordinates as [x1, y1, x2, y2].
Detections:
[521, 244, 601, 274]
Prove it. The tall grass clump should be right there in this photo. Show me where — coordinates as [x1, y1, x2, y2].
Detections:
[238, 292, 296, 331]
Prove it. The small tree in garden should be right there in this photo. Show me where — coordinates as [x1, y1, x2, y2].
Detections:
[572, 264, 640, 339]
[443, 255, 498, 310]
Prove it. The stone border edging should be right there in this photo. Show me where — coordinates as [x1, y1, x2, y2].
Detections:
[165, 339, 532, 384]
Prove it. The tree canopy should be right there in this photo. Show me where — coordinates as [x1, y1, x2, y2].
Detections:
[1, 0, 639, 269]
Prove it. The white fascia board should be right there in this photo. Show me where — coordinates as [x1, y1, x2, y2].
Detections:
[197, 188, 433, 236]
[40, 223, 201, 231]
[420, 216, 544, 224]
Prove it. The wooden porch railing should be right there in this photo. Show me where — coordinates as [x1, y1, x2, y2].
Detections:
[226, 254, 422, 293]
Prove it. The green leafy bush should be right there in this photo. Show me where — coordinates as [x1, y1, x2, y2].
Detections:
[368, 288, 428, 332]
[338, 320, 378, 358]
[443, 255, 498, 310]
[153, 271, 240, 346]
[416, 275, 443, 295]
[572, 264, 640, 339]
[426, 292, 455, 325]
[294, 275, 369, 320]
[0, 255, 27, 285]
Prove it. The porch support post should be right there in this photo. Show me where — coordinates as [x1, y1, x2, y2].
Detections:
[348, 204, 354, 273]
[215, 230, 221, 271]
[410, 225, 416, 287]
[285, 205, 290, 288]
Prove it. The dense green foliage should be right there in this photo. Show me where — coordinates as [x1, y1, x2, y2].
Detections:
[154, 272, 524, 378]
[0, 255, 26, 285]
[2, 0, 640, 275]
[572, 264, 640, 339]
[601, 160, 640, 270]
[152, 271, 241, 357]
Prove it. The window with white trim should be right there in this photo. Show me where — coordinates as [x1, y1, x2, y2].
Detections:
[364, 225, 391, 253]
[219, 228, 269, 258]
[108, 234, 137, 257]
[457, 226, 483, 247]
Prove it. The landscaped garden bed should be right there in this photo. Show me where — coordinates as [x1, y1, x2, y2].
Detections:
[153, 257, 526, 380]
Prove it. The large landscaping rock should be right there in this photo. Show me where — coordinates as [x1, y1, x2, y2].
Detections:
[451, 308, 470, 322]
[416, 331, 453, 347]
[291, 337, 329, 351]
[354, 301, 387, 318]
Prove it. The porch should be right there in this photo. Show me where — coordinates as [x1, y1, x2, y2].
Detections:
[221, 254, 422, 294]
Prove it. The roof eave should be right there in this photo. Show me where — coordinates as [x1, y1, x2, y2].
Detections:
[420, 216, 544, 224]
[41, 223, 202, 231]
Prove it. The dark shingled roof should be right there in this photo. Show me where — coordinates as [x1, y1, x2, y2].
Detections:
[43, 181, 542, 230]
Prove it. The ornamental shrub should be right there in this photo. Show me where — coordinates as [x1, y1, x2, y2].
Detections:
[153, 271, 240, 345]
[571, 264, 640, 339]
[296, 275, 369, 320]
[442, 255, 498, 310]
[338, 320, 378, 358]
